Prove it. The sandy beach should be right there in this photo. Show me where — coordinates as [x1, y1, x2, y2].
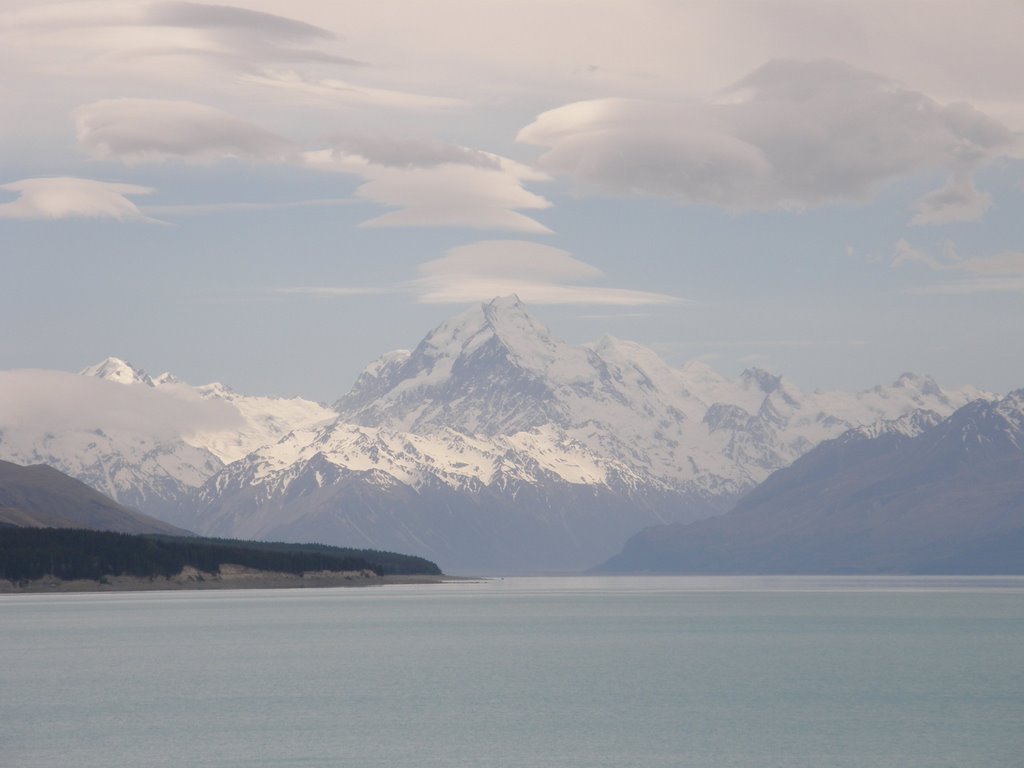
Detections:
[0, 564, 456, 593]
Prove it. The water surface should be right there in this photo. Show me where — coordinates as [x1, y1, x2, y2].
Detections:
[3, 576, 1023, 767]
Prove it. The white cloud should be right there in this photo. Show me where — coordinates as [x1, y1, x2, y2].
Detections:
[0, 177, 156, 222]
[72, 95, 548, 232]
[412, 240, 682, 306]
[893, 240, 1024, 294]
[279, 239, 682, 306]
[320, 134, 499, 169]
[518, 59, 1017, 218]
[75, 98, 293, 164]
[420, 240, 603, 282]
[892, 239, 946, 270]
[0, 369, 241, 438]
[304, 148, 552, 233]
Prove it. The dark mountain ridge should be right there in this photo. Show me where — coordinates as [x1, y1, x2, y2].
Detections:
[0, 459, 189, 536]
[598, 391, 1024, 574]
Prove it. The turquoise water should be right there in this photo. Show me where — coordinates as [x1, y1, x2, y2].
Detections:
[2, 576, 1023, 767]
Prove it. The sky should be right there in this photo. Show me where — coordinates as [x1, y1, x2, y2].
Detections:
[1, 0, 1022, 402]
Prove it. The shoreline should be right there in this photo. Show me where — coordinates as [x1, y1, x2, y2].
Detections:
[0, 564, 460, 594]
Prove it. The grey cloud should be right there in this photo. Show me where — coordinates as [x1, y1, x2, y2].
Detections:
[519, 59, 1017, 216]
[892, 240, 1024, 294]
[143, 2, 364, 67]
[145, 2, 335, 41]
[75, 99, 293, 164]
[910, 170, 992, 225]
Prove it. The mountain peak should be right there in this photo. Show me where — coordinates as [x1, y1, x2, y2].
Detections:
[740, 367, 782, 394]
[154, 371, 184, 386]
[80, 357, 154, 387]
[486, 293, 524, 311]
[893, 372, 941, 396]
[415, 295, 557, 367]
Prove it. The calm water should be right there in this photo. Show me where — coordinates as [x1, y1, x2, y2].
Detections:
[3, 576, 1023, 768]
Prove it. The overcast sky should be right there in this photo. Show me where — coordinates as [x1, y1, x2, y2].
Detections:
[1, 0, 1021, 401]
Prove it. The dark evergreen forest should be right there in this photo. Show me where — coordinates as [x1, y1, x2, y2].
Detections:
[0, 526, 441, 584]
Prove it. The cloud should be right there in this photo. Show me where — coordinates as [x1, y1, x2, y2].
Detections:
[321, 134, 499, 169]
[139, 2, 363, 68]
[0, 177, 156, 222]
[892, 239, 946, 270]
[276, 286, 390, 298]
[304, 147, 552, 233]
[518, 59, 1017, 218]
[241, 71, 461, 109]
[913, 276, 1024, 296]
[0, 369, 241, 439]
[910, 169, 992, 225]
[72, 95, 546, 232]
[144, 2, 334, 42]
[75, 98, 293, 164]
[412, 240, 682, 306]
[279, 240, 682, 306]
[892, 239, 1024, 294]
[143, 197, 357, 216]
[6, 1, 353, 71]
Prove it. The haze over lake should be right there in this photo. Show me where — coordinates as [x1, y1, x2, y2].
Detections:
[4, 576, 1023, 768]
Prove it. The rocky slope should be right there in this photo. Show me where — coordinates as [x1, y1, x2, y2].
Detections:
[0, 458, 188, 535]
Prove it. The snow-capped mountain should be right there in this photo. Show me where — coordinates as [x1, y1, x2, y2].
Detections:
[80, 357, 155, 387]
[335, 296, 984, 497]
[0, 358, 335, 519]
[0, 422, 221, 520]
[80, 357, 337, 464]
[0, 299, 994, 573]
[193, 296, 988, 572]
[186, 423, 680, 573]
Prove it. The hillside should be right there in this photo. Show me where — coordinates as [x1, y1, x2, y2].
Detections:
[0, 459, 189, 535]
[598, 391, 1024, 574]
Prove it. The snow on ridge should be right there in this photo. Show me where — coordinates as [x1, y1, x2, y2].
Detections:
[80, 357, 154, 387]
[77, 357, 338, 465]
[221, 420, 653, 497]
[58, 306, 1002, 524]
[331, 297, 992, 493]
[846, 409, 944, 441]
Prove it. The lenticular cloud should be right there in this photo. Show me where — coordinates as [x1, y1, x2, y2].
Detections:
[518, 59, 1015, 219]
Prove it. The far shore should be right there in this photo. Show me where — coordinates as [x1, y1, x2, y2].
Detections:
[0, 564, 467, 594]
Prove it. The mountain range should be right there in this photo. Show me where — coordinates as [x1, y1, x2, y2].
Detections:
[598, 390, 1024, 574]
[0, 296, 994, 573]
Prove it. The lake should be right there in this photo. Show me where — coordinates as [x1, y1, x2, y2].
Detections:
[3, 576, 1023, 767]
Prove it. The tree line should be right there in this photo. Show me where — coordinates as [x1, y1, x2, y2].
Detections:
[0, 526, 441, 584]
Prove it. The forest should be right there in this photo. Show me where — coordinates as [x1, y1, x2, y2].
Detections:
[0, 526, 442, 584]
